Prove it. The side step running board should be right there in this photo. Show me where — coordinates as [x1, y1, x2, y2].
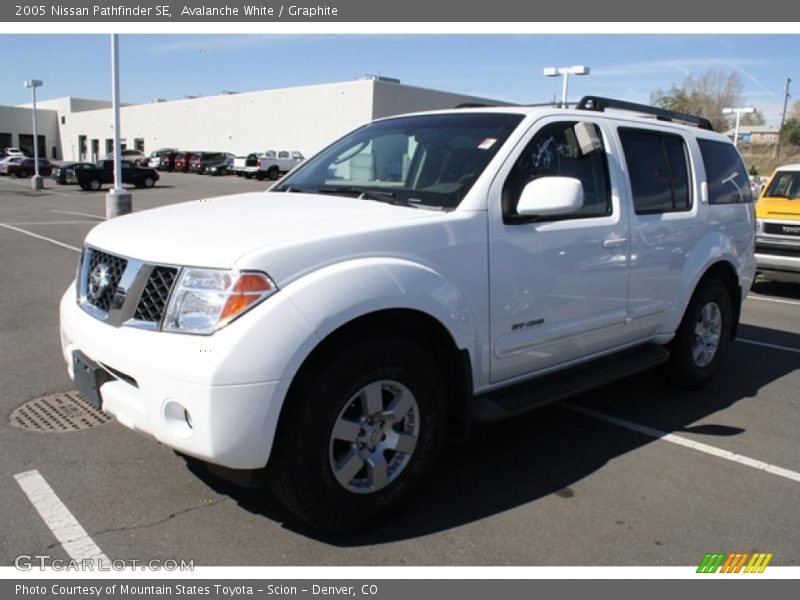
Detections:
[472, 345, 670, 424]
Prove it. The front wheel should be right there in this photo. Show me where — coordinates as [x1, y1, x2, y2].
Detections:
[666, 279, 733, 389]
[267, 336, 447, 532]
[88, 178, 103, 191]
[143, 176, 155, 188]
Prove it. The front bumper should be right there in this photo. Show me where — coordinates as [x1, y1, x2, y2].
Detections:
[59, 283, 312, 469]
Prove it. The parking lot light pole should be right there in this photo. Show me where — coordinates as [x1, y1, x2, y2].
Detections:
[23, 79, 43, 191]
[723, 106, 756, 148]
[106, 33, 132, 218]
[544, 65, 590, 108]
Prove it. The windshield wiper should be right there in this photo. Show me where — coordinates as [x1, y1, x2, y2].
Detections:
[316, 186, 421, 208]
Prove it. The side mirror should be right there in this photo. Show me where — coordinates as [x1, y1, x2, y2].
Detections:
[517, 176, 584, 217]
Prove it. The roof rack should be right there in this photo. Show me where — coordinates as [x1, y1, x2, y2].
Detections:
[576, 96, 714, 131]
[454, 102, 499, 108]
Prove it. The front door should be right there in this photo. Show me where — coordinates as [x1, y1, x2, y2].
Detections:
[488, 118, 631, 383]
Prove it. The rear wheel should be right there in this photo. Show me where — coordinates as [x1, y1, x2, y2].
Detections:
[143, 176, 155, 188]
[17, 170, 28, 178]
[88, 178, 102, 192]
[667, 279, 732, 389]
[267, 166, 280, 181]
[267, 336, 447, 532]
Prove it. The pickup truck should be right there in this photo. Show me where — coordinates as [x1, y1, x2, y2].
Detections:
[755, 163, 800, 282]
[60, 97, 756, 532]
[232, 153, 262, 178]
[256, 150, 304, 180]
[75, 159, 159, 191]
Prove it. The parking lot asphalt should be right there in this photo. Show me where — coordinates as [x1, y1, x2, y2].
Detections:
[0, 171, 798, 567]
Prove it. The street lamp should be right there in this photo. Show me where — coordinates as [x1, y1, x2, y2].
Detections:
[723, 106, 756, 148]
[106, 33, 131, 218]
[23, 79, 43, 191]
[544, 65, 590, 108]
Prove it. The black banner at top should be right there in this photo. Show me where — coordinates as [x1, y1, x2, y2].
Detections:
[2, 0, 799, 22]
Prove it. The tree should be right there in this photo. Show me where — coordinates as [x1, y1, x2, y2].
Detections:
[740, 109, 766, 127]
[789, 99, 800, 120]
[780, 117, 800, 147]
[651, 69, 748, 132]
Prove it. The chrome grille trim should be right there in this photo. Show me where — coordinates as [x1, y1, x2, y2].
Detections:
[77, 246, 181, 329]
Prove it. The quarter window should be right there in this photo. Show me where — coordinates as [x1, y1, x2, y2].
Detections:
[619, 129, 692, 214]
[697, 139, 753, 204]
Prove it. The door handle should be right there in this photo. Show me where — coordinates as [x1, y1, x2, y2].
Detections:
[602, 238, 628, 249]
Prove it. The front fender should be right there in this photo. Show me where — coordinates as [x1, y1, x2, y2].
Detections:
[282, 257, 479, 361]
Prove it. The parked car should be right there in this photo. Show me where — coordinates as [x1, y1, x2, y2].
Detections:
[60, 97, 756, 532]
[173, 151, 195, 173]
[232, 153, 263, 178]
[3, 147, 26, 157]
[6, 158, 52, 177]
[204, 155, 235, 176]
[0, 156, 26, 174]
[75, 159, 159, 191]
[189, 152, 230, 174]
[147, 148, 179, 170]
[256, 150, 304, 180]
[52, 162, 96, 185]
[754, 164, 800, 282]
[156, 151, 180, 172]
[104, 149, 148, 166]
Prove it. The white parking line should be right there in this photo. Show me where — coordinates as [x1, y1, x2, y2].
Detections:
[51, 209, 106, 220]
[14, 470, 109, 563]
[561, 403, 800, 484]
[0, 177, 73, 197]
[0, 223, 81, 252]
[738, 338, 800, 355]
[747, 295, 800, 308]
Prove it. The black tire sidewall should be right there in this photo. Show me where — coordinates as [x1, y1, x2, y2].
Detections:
[668, 280, 732, 388]
[273, 338, 446, 531]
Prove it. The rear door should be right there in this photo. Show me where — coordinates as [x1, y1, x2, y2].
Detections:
[488, 117, 631, 383]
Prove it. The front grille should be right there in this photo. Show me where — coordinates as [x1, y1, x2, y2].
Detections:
[756, 244, 800, 258]
[133, 266, 178, 323]
[764, 222, 800, 237]
[85, 249, 127, 312]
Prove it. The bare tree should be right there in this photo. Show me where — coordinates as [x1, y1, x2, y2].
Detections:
[651, 69, 748, 132]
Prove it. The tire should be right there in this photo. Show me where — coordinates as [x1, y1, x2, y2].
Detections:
[17, 170, 28, 178]
[143, 176, 155, 188]
[88, 178, 102, 192]
[268, 166, 279, 181]
[255, 172, 265, 181]
[80, 183, 90, 191]
[267, 336, 447, 532]
[666, 279, 733, 389]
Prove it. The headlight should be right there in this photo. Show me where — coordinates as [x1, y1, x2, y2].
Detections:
[164, 268, 277, 334]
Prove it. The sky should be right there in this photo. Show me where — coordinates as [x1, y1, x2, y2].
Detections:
[2, 34, 797, 125]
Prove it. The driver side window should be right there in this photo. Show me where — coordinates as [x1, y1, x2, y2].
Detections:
[502, 121, 611, 221]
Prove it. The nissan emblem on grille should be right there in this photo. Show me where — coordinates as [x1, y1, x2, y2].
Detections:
[88, 262, 110, 300]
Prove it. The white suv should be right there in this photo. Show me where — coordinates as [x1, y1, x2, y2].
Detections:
[60, 97, 756, 531]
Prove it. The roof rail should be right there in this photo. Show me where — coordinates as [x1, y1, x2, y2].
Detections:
[454, 102, 498, 108]
[576, 96, 714, 131]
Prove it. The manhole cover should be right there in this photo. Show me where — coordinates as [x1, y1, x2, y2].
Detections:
[10, 391, 112, 432]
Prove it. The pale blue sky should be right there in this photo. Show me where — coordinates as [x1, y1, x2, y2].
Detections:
[2, 34, 797, 124]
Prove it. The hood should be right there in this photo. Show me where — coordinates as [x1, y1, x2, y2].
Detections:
[84, 191, 442, 268]
[756, 196, 800, 221]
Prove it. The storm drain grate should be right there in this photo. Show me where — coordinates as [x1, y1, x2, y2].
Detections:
[10, 391, 112, 432]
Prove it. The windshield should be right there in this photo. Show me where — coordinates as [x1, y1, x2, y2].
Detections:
[275, 112, 524, 209]
[763, 171, 800, 199]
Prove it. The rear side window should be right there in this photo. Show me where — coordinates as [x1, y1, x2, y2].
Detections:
[698, 139, 753, 204]
[619, 129, 692, 214]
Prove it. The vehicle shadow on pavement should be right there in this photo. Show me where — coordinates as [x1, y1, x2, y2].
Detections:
[186, 324, 799, 546]
[751, 279, 800, 301]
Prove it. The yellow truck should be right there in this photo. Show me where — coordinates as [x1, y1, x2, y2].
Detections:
[756, 164, 800, 282]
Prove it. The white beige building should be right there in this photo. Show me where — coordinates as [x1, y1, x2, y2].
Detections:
[1, 78, 501, 162]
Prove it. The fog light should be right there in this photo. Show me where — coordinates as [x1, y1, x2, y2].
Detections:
[163, 400, 194, 439]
